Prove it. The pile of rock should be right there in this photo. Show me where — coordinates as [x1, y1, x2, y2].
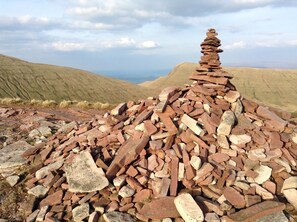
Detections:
[199, 28, 223, 70]
[21, 29, 297, 222]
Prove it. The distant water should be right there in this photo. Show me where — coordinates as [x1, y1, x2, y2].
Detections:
[92, 69, 171, 84]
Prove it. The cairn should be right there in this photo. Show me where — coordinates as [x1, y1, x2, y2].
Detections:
[20, 29, 297, 222]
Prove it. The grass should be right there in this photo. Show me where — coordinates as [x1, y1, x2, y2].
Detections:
[140, 62, 297, 113]
[0, 54, 153, 104]
[0, 97, 113, 110]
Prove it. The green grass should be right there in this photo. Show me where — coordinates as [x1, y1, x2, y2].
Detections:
[0, 54, 153, 104]
[140, 62, 297, 112]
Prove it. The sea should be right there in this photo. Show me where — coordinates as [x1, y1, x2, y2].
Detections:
[92, 69, 171, 84]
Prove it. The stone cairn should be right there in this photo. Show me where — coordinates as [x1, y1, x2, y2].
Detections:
[21, 29, 297, 222]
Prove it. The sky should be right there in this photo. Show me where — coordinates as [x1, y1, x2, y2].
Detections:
[1, 0, 297, 76]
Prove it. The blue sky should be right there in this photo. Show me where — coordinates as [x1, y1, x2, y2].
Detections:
[1, 0, 297, 74]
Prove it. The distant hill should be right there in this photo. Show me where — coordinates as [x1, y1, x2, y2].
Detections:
[0, 54, 153, 104]
[140, 62, 297, 112]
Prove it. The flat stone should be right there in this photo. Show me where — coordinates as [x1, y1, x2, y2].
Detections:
[65, 151, 109, 192]
[217, 134, 229, 149]
[229, 134, 251, 145]
[113, 175, 126, 187]
[35, 160, 64, 180]
[217, 111, 235, 136]
[102, 211, 138, 222]
[57, 121, 77, 133]
[225, 201, 286, 222]
[254, 211, 288, 222]
[250, 183, 274, 200]
[247, 165, 272, 184]
[26, 209, 40, 222]
[0, 141, 33, 173]
[5, 175, 19, 187]
[110, 103, 127, 116]
[72, 203, 90, 222]
[174, 193, 204, 222]
[159, 87, 178, 102]
[231, 100, 243, 118]
[181, 114, 203, 136]
[28, 185, 49, 198]
[139, 197, 180, 219]
[283, 188, 297, 210]
[256, 106, 287, 132]
[282, 177, 297, 192]
[224, 91, 240, 103]
[133, 189, 152, 203]
[106, 135, 150, 179]
[29, 126, 52, 138]
[205, 212, 220, 222]
[36, 206, 49, 221]
[223, 187, 245, 209]
[195, 163, 214, 180]
[190, 156, 202, 170]
[118, 185, 135, 198]
[40, 189, 63, 207]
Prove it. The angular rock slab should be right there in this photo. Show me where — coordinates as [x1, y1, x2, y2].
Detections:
[65, 151, 109, 192]
[139, 197, 180, 220]
[0, 141, 33, 173]
[174, 193, 204, 222]
[224, 201, 285, 222]
[106, 135, 150, 179]
[102, 211, 138, 222]
[217, 111, 235, 136]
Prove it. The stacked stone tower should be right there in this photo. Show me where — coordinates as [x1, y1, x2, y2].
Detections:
[190, 28, 234, 87]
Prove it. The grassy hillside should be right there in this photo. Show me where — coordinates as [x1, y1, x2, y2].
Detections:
[0, 54, 153, 104]
[140, 62, 297, 112]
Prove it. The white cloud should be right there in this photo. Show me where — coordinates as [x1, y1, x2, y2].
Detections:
[51, 42, 88, 51]
[137, 40, 159, 49]
[225, 41, 247, 49]
[48, 38, 159, 51]
[256, 39, 280, 47]
[0, 15, 58, 31]
[286, 39, 297, 46]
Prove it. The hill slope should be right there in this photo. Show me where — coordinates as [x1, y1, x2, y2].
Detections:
[0, 54, 153, 104]
[140, 62, 297, 112]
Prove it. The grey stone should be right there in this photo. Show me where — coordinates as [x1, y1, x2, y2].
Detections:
[65, 151, 109, 192]
[0, 141, 33, 173]
[217, 111, 235, 136]
[57, 121, 77, 133]
[28, 185, 49, 198]
[35, 160, 64, 179]
[118, 185, 135, 198]
[232, 99, 243, 118]
[36, 206, 49, 222]
[72, 203, 90, 222]
[5, 175, 19, 187]
[26, 209, 40, 222]
[102, 211, 138, 222]
[254, 211, 288, 222]
[29, 126, 52, 138]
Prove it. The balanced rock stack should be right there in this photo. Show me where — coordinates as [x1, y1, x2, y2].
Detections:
[22, 29, 297, 222]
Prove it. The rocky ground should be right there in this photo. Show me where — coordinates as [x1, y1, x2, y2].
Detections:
[0, 105, 101, 221]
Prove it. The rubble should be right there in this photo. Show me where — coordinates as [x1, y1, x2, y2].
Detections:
[3, 28, 296, 221]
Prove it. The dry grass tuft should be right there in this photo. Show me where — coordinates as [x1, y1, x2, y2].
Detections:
[76, 100, 90, 109]
[41, 100, 57, 107]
